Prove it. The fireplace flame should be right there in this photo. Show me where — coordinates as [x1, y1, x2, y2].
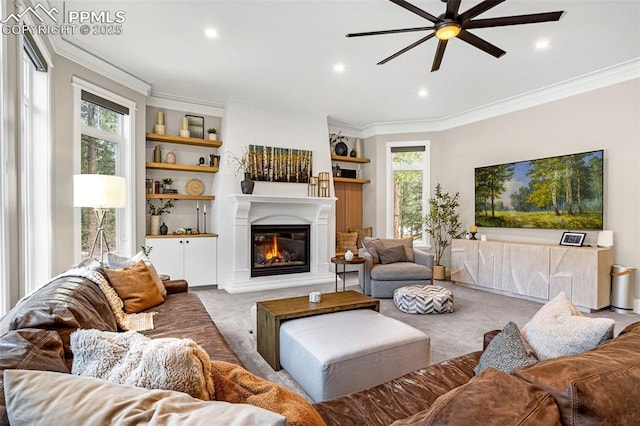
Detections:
[265, 235, 279, 260]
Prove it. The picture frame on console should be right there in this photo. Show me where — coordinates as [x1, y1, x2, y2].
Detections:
[559, 231, 586, 247]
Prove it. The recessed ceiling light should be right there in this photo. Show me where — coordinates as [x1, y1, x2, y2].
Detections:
[205, 28, 218, 38]
[535, 39, 550, 50]
[333, 63, 345, 73]
[418, 88, 428, 97]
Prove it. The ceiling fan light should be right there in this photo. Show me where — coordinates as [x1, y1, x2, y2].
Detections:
[435, 21, 460, 40]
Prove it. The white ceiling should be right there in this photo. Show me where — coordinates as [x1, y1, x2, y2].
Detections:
[60, 1, 640, 128]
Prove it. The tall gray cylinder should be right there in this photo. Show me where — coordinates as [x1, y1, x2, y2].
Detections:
[611, 265, 636, 314]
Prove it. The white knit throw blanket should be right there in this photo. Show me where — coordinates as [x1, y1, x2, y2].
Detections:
[55, 267, 156, 332]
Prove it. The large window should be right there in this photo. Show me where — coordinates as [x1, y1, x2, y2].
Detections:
[386, 142, 431, 247]
[20, 31, 51, 295]
[74, 79, 135, 261]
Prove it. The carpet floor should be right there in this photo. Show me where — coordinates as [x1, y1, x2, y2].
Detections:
[195, 274, 639, 400]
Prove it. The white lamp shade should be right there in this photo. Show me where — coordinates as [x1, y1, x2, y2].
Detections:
[597, 230, 614, 248]
[74, 174, 126, 208]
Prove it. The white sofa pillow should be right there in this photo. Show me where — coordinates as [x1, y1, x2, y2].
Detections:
[521, 292, 614, 360]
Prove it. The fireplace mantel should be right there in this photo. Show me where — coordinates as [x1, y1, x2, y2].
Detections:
[225, 194, 336, 293]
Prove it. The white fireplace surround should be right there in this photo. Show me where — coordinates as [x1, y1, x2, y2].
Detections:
[225, 194, 336, 293]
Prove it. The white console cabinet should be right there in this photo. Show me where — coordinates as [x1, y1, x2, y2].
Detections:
[452, 239, 614, 311]
[145, 235, 217, 287]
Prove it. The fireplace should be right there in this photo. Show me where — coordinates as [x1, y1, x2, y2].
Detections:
[251, 224, 311, 277]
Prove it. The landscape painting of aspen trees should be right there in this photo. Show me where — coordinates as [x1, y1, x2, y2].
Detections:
[475, 150, 603, 230]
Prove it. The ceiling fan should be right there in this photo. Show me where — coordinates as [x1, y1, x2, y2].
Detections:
[347, 0, 565, 72]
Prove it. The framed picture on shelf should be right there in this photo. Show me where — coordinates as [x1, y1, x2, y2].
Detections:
[559, 231, 586, 247]
[186, 115, 204, 139]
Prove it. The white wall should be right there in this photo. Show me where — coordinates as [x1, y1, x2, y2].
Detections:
[212, 98, 334, 289]
[368, 79, 640, 296]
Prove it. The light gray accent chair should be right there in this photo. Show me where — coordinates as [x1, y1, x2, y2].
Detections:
[359, 247, 434, 298]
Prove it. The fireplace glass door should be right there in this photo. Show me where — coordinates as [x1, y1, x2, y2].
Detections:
[251, 224, 310, 277]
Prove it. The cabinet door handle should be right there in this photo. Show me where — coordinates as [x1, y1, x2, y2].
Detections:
[179, 240, 183, 244]
[186, 240, 190, 244]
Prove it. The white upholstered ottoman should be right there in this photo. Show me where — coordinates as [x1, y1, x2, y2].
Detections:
[394, 285, 454, 314]
[279, 309, 430, 402]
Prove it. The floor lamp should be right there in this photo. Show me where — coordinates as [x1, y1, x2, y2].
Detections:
[74, 174, 126, 262]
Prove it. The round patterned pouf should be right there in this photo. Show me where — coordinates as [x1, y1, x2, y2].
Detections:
[393, 285, 454, 314]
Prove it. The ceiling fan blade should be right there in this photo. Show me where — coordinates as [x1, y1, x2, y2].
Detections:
[389, 0, 439, 23]
[445, 0, 462, 19]
[431, 40, 448, 72]
[377, 33, 435, 65]
[458, 0, 506, 23]
[347, 26, 434, 37]
[465, 11, 565, 29]
[456, 30, 506, 58]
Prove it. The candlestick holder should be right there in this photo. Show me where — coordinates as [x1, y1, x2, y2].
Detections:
[203, 211, 207, 234]
[196, 207, 200, 234]
[470, 232, 477, 240]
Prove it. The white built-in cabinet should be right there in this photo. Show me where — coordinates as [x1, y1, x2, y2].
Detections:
[451, 239, 614, 311]
[145, 235, 217, 287]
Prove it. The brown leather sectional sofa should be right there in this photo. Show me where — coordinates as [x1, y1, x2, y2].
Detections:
[0, 273, 241, 425]
[2, 269, 640, 425]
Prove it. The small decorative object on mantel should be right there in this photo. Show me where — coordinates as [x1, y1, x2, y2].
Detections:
[349, 148, 357, 157]
[228, 147, 255, 194]
[241, 172, 255, 194]
[153, 145, 162, 163]
[159, 222, 168, 235]
[207, 128, 218, 141]
[318, 172, 330, 197]
[154, 111, 165, 135]
[166, 151, 176, 164]
[179, 117, 190, 138]
[470, 225, 478, 240]
[308, 176, 318, 197]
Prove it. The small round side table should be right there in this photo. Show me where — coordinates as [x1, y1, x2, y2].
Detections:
[331, 256, 365, 292]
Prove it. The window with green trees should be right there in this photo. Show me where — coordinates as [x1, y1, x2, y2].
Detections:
[80, 95, 123, 258]
[388, 143, 429, 245]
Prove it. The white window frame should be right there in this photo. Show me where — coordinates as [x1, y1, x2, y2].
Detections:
[0, 0, 8, 314]
[385, 140, 431, 249]
[18, 18, 53, 297]
[72, 77, 136, 261]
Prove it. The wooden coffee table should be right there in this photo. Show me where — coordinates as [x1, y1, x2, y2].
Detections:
[256, 290, 379, 370]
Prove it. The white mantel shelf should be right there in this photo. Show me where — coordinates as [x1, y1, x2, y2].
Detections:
[228, 194, 337, 204]
[224, 194, 336, 293]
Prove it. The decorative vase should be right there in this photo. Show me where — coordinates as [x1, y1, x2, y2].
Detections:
[355, 138, 362, 158]
[344, 249, 354, 261]
[159, 222, 168, 235]
[166, 151, 176, 164]
[150, 215, 160, 235]
[208, 133, 217, 141]
[433, 265, 446, 280]
[241, 172, 254, 194]
[154, 124, 165, 135]
[179, 129, 190, 138]
[153, 146, 162, 163]
[349, 148, 357, 158]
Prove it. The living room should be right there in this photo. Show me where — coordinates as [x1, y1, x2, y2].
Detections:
[1, 0, 640, 424]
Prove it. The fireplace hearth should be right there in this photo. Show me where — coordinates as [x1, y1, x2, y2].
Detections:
[251, 224, 310, 277]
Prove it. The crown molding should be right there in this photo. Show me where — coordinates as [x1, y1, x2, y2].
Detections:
[147, 93, 225, 117]
[359, 58, 640, 138]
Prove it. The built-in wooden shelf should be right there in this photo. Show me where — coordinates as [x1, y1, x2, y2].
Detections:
[146, 233, 218, 239]
[331, 155, 370, 164]
[145, 162, 218, 173]
[333, 177, 371, 184]
[146, 133, 222, 148]
[146, 194, 215, 200]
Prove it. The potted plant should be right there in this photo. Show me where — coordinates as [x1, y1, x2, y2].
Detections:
[228, 147, 254, 194]
[147, 199, 174, 235]
[423, 183, 464, 280]
[207, 128, 218, 141]
[162, 177, 173, 191]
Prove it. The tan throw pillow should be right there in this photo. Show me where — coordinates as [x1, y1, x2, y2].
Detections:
[105, 251, 167, 298]
[336, 232, 358, 254]
[4, 370, 286, 426]
[348, 227, 373, 249]
[381, 237, 414, 262]
[103, 260, 164, 314]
